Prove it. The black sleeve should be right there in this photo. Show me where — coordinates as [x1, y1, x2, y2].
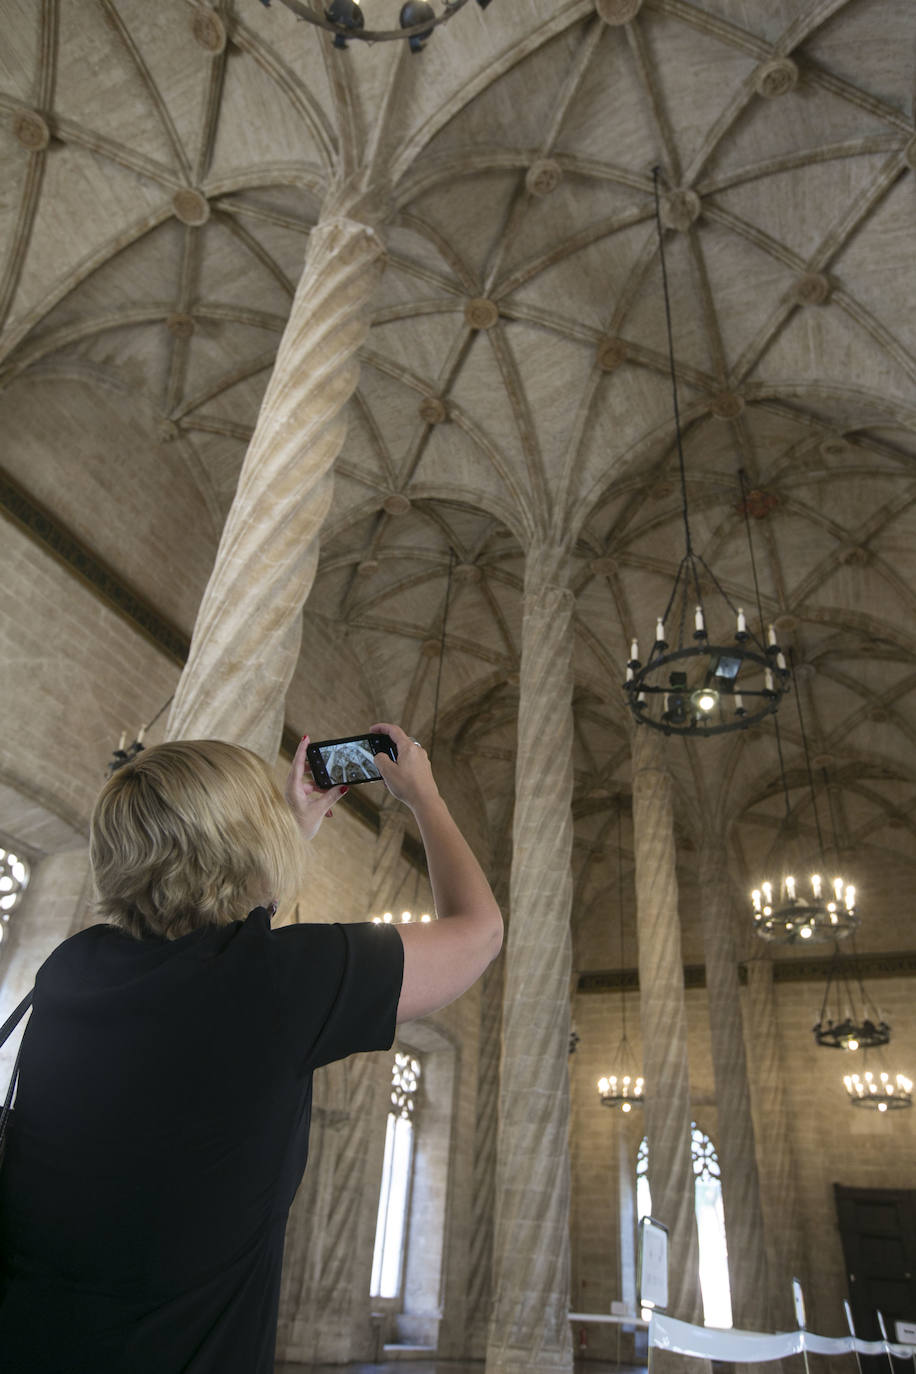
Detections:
[268, 920, 404, 1073]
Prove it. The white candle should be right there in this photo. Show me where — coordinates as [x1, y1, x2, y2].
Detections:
[811, 873, 822, 898]
[834, 877, 844, 901]
[630, 639, 639, 662]
[845, 885, 855, 911]
[765, 668, 774, 692]
[737, 608, 747, 634]
[751, 889, 762, 912]
[768, 624, 777, 646]
[734, 693, 744, 712]
[626, 666, 634, 682]
[762, 881, 773, 903]
[785, 875, 796, 901]
[695, 605, 705, 632]
[118, 732, 126, 751]
[776, 651, 787, 671]
[137, 726, 146, 744]
[655, 617, 665, 642]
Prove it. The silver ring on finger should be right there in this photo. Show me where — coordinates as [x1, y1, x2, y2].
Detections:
[412, 739, 422, 748]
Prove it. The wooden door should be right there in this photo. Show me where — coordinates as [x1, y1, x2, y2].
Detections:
[835, 1184, 916, 1371]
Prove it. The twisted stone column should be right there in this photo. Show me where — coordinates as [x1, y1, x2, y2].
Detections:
[487, 544, 575, 1374]
[698, 835, 769, 1332]
[467, 957, 503, 1358]
[298, 807, 408, 1361]
[166, 211, 386, 756]
[744, 958, 806, 1330]
[631, 727, 703, 1335]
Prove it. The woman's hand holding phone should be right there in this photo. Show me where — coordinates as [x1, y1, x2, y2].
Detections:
[369, 722, 439, 812]
[285, 734, 349, 842]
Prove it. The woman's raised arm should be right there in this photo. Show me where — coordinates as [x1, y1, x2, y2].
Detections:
[370, 723, 503, 1023]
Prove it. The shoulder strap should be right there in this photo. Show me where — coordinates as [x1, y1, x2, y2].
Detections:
[0, 989, 34, 1048]
[0, 990, 33, 1165]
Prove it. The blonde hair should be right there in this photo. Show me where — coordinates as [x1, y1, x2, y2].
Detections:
[90, 740, 306, 940]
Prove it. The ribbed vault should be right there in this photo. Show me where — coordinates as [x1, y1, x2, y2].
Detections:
[1, 0, 914, 954]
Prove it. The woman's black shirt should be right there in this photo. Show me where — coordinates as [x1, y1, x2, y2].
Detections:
[0, 907, 404, 1372]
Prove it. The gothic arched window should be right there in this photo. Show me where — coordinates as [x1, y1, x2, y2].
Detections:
[0, 846, 29, 950]
[371, 1051, 422, 1300]
[637, 1123, 733, 1328]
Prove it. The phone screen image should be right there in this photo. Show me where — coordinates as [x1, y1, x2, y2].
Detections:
[306, 734, 396, 788]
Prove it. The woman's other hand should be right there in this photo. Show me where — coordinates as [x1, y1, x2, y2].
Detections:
[285, 735, 348, 842]
[369, 723, 439, 812]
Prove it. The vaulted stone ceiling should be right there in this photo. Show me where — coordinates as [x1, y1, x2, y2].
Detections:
[1, 0, 914, 952]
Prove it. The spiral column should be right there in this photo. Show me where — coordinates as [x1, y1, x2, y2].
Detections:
[630, 727, 703, 1342]
[698, 834, 769, 1331]
[166, 211, 386, 756]
[466, 957, 504, 1358]
[486, 543, 575, 1374]
[744, 958, 806, 1329]
[307, 807, 408, 1362]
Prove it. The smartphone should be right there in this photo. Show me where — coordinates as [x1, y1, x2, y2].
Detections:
[305, 733, 397, 790]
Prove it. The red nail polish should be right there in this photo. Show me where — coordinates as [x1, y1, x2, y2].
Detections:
[341, 785, 349, 794]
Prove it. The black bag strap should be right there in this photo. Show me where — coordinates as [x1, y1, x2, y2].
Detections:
[0, 989, 33, 1049]
[0, 989, 34, 1164]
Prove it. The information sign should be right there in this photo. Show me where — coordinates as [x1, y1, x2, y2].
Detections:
[638, 1216, 669, 1312]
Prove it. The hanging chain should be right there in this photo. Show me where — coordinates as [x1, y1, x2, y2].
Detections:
[428, 548, 455, 766]
[652, 166, 693, 558]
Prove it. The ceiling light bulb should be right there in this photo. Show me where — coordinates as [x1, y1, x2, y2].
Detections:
[622, 1102, 632, 1113]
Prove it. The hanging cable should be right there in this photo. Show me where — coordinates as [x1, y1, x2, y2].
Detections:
[428, 548, 455, 766]
[653, 166, 693, 557]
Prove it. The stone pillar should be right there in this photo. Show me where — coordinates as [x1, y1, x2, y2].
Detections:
[278, 806, 407, 1363]
[630, 727, 703, 1330]
[698, 834, 769, 1331]
[466, 958, 503, 1358]
[487, 544, 575, 1374]
[744, 958, 806, 1330]
[166, 211, 386, 757]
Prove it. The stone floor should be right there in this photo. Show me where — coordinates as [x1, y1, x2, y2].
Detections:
[276, 1363, 646, 1373]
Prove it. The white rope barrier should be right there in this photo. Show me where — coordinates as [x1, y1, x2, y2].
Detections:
[648, 1312, 916, 1363]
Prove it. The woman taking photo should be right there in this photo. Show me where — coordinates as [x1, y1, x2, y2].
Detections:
[0, 722, 502, 1372]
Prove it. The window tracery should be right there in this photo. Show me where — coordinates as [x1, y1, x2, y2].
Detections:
[0, 847, 29, 947]
[637, 1122, 732, 1329]
[371, 1051, 423, 1300]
